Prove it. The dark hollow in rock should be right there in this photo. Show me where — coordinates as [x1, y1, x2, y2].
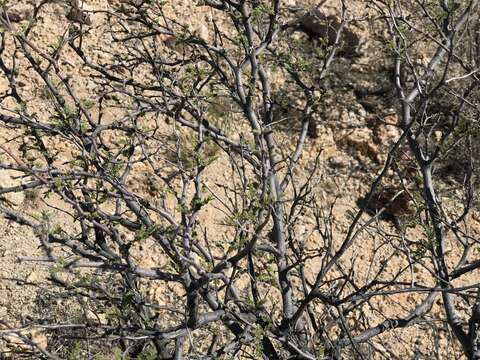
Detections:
[292, 9, 360, 58]
[307, 119, 319, 138]
[437, 160, 472, 184]
[357, 188, 413, 227]
[1, 7, 32, 23]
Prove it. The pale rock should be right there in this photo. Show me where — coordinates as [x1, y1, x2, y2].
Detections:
[193, 23, 209, 40]
[375, 114, 401, 145]
[295, 224, 307, 235]
[341, 127, 378, 159]
[152, 286, 166, 306]
[138, 255, 156, 268]
[356, 106, 367, 119]
[313, 128, 337, 158]
[0, 172, 25, 206]
[26, 271, 40, 283]
[3, 334, 23, 347]
[86, 310, 107, 325]
[31, 331, 48, 350]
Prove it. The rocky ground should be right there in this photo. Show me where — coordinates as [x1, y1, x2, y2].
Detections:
[0, 0, 478, 358]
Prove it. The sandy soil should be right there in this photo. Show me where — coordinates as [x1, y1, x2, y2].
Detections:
[0, 0, 478, 358]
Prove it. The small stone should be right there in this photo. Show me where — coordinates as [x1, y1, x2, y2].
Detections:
[328, 155, 349, 169]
